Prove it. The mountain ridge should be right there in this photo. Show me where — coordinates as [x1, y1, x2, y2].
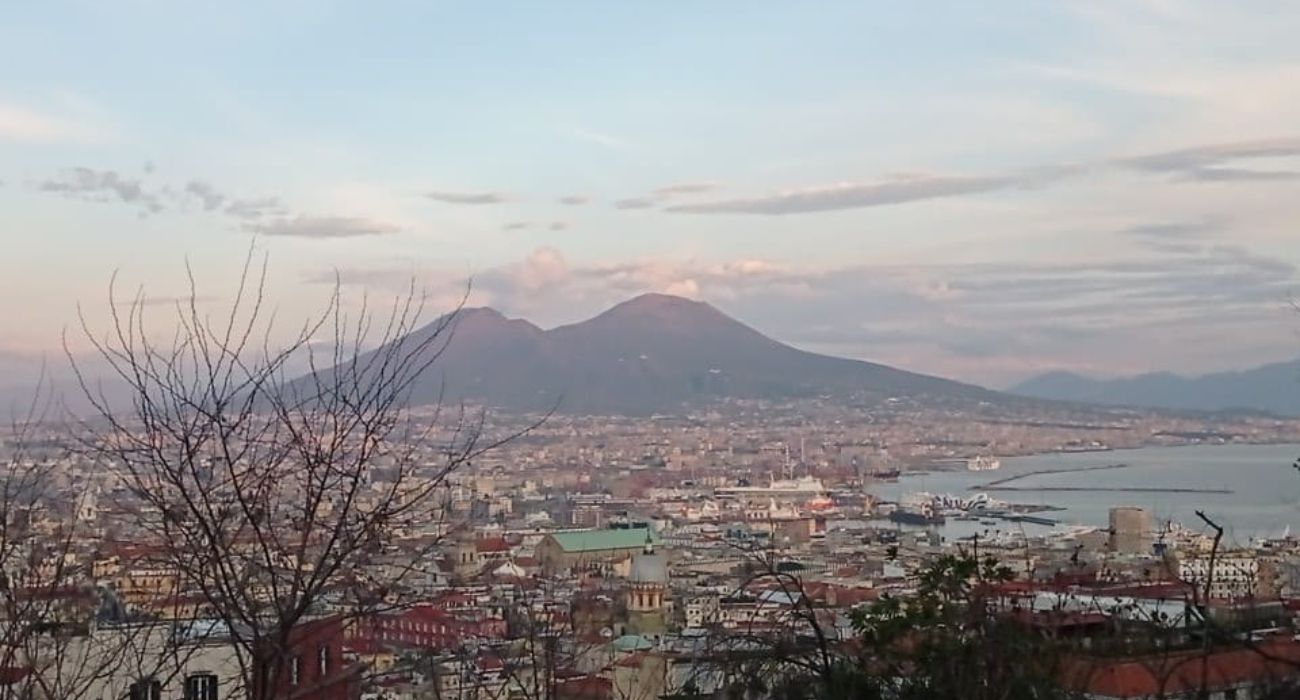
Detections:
[1010, 358, 1300, 417]
[338, 293, 1008, 415]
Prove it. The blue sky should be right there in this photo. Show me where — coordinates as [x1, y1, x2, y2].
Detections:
[2, 1, 1299, 387]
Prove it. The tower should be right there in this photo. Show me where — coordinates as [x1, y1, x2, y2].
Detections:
[625, 532, 668, 634]
[1108, 507, 1153, 555]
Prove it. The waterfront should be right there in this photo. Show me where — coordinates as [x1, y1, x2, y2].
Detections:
[874, 444, 1300, 544]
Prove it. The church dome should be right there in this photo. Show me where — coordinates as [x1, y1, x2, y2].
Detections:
[629, 552, 667, 585]
[629, 532, 667, 584]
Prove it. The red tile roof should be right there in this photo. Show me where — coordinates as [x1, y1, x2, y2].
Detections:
[1064, 638, 1300, 698]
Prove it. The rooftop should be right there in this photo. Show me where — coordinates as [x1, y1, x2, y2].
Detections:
[547, 528, 661, 553]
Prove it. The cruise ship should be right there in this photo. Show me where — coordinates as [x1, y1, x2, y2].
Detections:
[714, 475, 828, 499]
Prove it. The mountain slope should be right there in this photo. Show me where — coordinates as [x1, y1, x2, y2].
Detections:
[1010, 359, 1300, 416]
[325, 293, 1009, 415]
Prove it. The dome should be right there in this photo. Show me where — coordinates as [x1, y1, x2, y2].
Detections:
[629, 552, 668, 585]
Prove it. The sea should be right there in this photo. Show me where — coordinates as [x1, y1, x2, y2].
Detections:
[870, 443, 1300, 545]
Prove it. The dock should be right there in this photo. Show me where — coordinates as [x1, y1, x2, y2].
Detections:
[970, 462, 1233, 495]
[972, 463, 1131, 489]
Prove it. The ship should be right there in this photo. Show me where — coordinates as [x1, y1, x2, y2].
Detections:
[966, 455, 1001, 472]
[888, 494, 945, 526]
[889, 506, 946, 526]
[715, 475, 828, 499]
[870, 467, 901, 480]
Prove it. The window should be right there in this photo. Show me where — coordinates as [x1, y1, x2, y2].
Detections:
[289, 655, 301, 686]
[185, 673, 219, 700]
[318, 643, 330, 676]
[129, 678, 162, 700]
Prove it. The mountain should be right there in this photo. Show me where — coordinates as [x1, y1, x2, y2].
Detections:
[1010, 359, 1300, 417]
[331, 293, 1008, 415]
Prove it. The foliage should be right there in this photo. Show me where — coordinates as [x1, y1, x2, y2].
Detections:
[755, 553, 1077, 700]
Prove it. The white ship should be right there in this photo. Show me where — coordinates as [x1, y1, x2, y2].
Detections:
[715, 475, 828, 498]
[966, 455, 1001, 472]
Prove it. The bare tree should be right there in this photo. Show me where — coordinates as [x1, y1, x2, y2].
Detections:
[68, 252, 528, 700]
[0, 384, 204, 700]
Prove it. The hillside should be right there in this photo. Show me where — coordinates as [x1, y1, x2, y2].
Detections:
[325, 293, 1012, 415]
[1010, 359, 1300, 417]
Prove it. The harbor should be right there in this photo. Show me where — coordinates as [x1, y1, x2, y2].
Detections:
[874, 444, 1299, 541]
[969, 462, 1235, 495]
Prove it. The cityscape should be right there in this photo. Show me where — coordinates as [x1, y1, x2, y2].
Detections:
[4, 3, 1300, 700]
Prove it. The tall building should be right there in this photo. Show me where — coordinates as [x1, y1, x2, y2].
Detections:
[625, 532, 668, 635]
[1108, 507, 1153, 555]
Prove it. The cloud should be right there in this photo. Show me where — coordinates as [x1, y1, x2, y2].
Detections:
[38, 167, 164, 214]
[315, 232, 1299, 385]
[626, 137, 1300, 218]
[224, 196, 286, 220]
[1124, 221, 1217, 241]
[558, 195, 589, 205]
[1123, 139, 1300, 181]
[184, 180, 226, 211]
[179, 181, 286, 221]
[425, 190, 511, 205]
[608, 181, 720, 213]
[666, 173, 1021, 215]
[613, 197, 657, 210]
[246, 216, 400, 239]
[652, 181, 720, 198]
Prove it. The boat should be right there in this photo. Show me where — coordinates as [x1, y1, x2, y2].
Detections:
[1007, 514, 1058, 527]
[889, 495, 945, 526]
[871, 468, 901, 480]
[967, 456, 1001, 472]
[889, 508, 946, 526]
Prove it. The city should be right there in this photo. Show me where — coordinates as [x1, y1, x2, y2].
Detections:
[4, 3, 1300, 699]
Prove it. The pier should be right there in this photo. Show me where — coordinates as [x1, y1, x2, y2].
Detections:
[972, 463, 1131, 489]
[982, 486, 1233, 494]
[970, 463, 1232, 495]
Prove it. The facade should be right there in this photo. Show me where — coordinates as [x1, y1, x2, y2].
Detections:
[684, 595, 721, 630]
[37, 622, 242, 700]
[261, 616, 361, 700]
[348, 603, 507, 652]
[535, 527, 662, 576]
[1109, 507, 1153, 556]
[1179, 554, 1261, 600]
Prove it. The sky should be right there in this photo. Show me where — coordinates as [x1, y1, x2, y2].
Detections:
[2, 1, 1299, 389]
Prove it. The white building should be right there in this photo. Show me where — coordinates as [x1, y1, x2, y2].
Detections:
[1179, 555, 1260, 600]
[684, 594, 720, 629]
[25, 621, 242, 700]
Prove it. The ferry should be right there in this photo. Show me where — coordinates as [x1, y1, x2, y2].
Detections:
[889, 506, 945, 526]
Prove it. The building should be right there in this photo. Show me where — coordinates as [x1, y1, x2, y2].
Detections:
[1108, 507, 1153, 556]
[1178, 554, 1261, 600]
[684, 594, 721, 630]
[625, 534, 668, 635]
[1063, 636, 1300, 699]
[20, 618, 358, 700]
[535, 526, 661, 576]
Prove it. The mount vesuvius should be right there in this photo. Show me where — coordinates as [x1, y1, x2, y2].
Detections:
[314, 293, 1024, 416]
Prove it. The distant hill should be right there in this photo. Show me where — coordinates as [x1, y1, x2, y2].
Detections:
[314, 293, 1013, 415]
[1010, 359, 1300, 417]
